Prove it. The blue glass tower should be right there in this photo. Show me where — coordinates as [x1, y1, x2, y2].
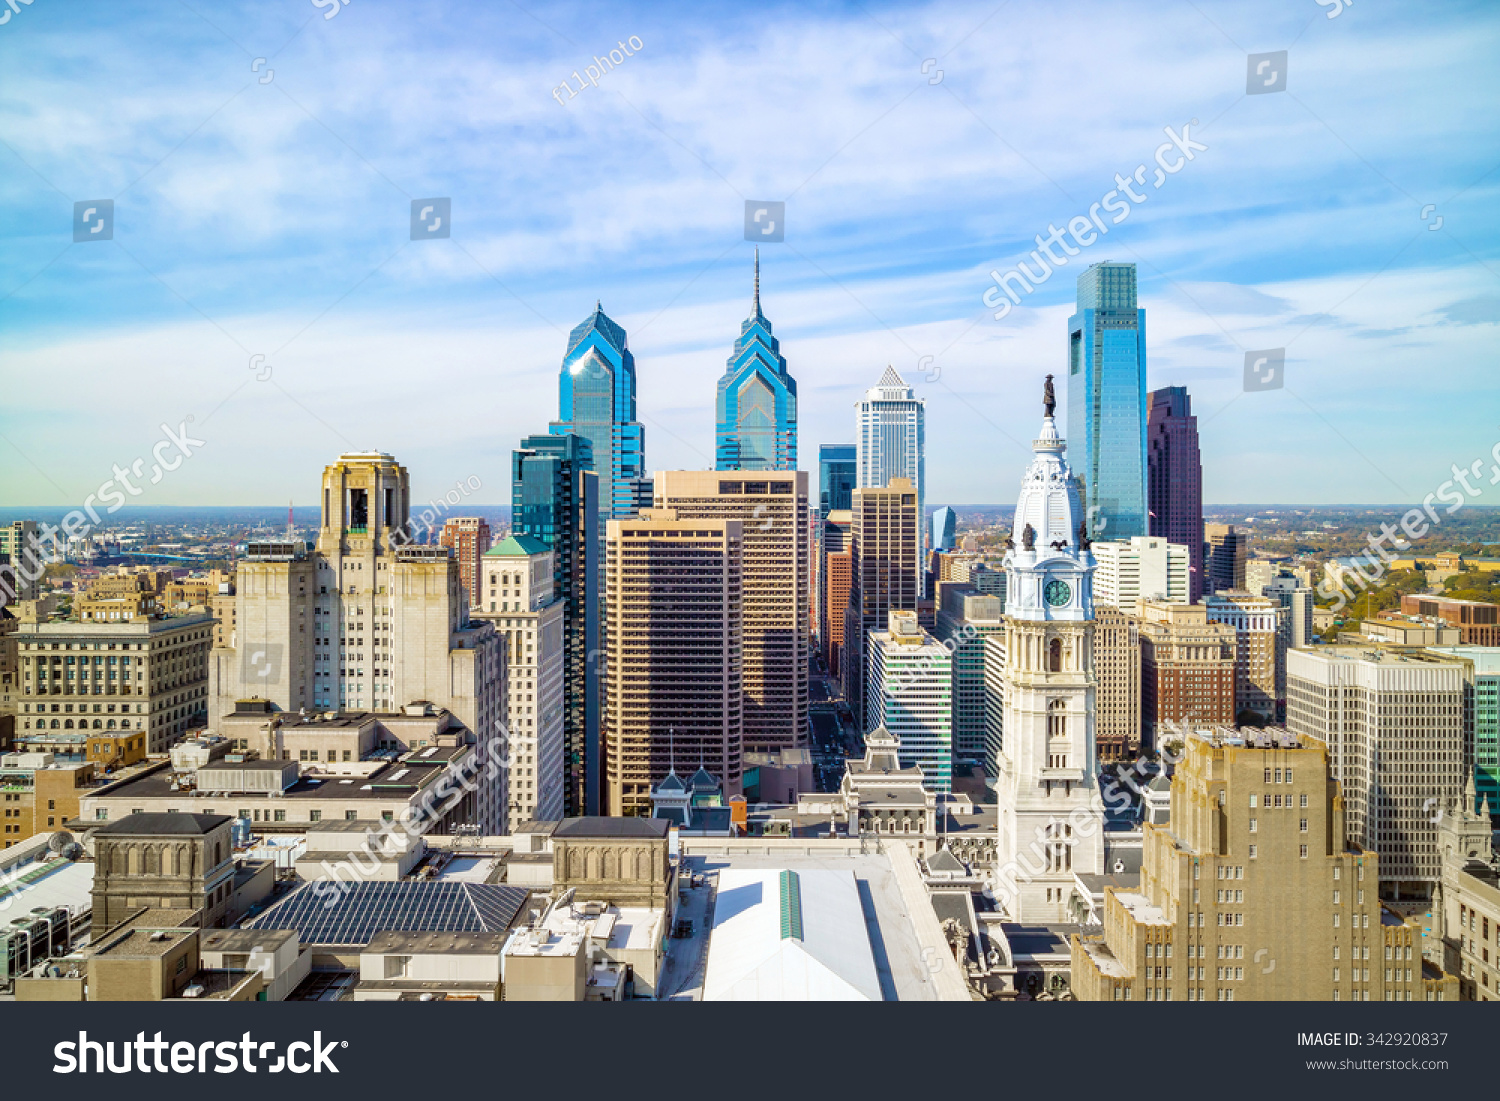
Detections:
[513, 433, 600, 816]
[551, 303, 645, 526]
[1067, 262, 1147, 538]
[818, 444, 856, 517]
[716, 251, 797, 471]
[930, 505, 956, 551]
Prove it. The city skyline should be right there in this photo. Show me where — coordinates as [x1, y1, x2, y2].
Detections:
[1, 2, 1496, 510]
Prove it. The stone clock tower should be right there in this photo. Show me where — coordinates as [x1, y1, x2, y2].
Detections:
[996, 376, 1104, 922]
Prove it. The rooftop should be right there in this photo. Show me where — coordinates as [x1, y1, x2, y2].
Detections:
[244, 880, 529, 947]
[96, 812, 230, 836]
[552, 817, 669, 839]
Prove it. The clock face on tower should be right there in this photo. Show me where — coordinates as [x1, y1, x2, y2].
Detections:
[1044, 578, 1072, 607]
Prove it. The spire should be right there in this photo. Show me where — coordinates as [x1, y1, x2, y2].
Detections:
[753, 248, 761, 316]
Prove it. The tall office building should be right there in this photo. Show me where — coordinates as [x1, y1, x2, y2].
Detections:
[842, 478, 920, 731]
[439, 517, 492, 610]
[936, 586, 1004, 770]
[1091, 536, 1190, 609]
[1073, 726, 1456, 1002]
[930, 506, 956, 553]
[856, 368, 924, 546]
[1429, 646, 1500, 818]
[1146, 386, 1204, 601]
[654, 471, 808, 754]
[1204, 591, 1283, 723]
[513, 433, 600, 817]
[205, 451, 507, 831]
[818, 444, 857, 517]
[995, 380, 1104, 922]
[1068, 262, 1147, 538]
[550, 303, 646, 525]
[1263, 573, 1315, 649]
[716, 251, 797, 471]
[475, 536, 565, 830]
[866, 611, 953, 792]
[1287, 647, 1465, 896]
[821, 510, 853, 672]
[1205, 524, 1248, 595]
[981, 634, 1006, 779]
[1138, 601, 1237, 744]
[0, 521, 43, 602]
[602, 510, 743, 816]
[1094, 605, 1142, 763]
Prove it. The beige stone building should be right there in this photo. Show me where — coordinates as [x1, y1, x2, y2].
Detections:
[1287, 646, 1464, 896]
[207, 452, 507, 833]
[602, 510, 742, 817]
[653, 470, 808, 755]
[1204, 590, 1282, 723]
[14, 610, 214, 754]
[1094, 605, 1141, 762]
[1435, 779, 1500, 1000]
[474, 535, 565, 829]
[842, 478, 920, 730]
[88, 812, 237, 936]
[0, 753, 96, 848]
[1072, 727, 1457, 1001]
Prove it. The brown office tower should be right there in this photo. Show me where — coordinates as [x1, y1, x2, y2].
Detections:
[653, 471, 808, 754]
[1205, 524, 1247, 595]
[440, 517, 493, 609]
[1400, 595, 1500, 646]
[842, 479, 920, 732]
[602, 510, 743, 816]
[1138, 601, 1236, 745]
[1072, 727, 1457, 1001]
[1094, 605, 1142, 762]
[821, 509, 853, 671]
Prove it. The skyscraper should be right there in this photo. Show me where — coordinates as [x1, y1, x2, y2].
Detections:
[1091, 536, 1191, 609]
[654, 470, 809, 755]
[855, 367, 924, 544]
[996, 378, 1104, 922]
[842, 478, 920, 731]
[1068, 262, 1147, 538]
[1147, 385, 1205, 601]
[866, 611, 953, 792]
[439, 516, 492, 610]
[716, 251, 797, 471]
[818, 444, 856, 517]
[1205, 524, 1248, 594]
[513, 433, 600, 816]
[602, 510, 743, 816]
[551, 303, 645, 526]
[930, 505, 956, 553]
[476, 536, 566, 830]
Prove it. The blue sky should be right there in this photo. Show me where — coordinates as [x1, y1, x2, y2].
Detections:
[1, 0, 1497, 510]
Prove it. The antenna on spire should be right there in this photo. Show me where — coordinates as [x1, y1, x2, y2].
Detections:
[287, 500, 295, 538]
[753, 247, 762, 314]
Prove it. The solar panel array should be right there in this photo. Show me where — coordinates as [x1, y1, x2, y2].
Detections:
[246, 881, 529, 946]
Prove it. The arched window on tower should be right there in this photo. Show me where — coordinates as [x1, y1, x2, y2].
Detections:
[1048, 637, 1063, 672]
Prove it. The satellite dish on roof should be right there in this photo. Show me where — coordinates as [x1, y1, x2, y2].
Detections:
[47, 831, 75, 857]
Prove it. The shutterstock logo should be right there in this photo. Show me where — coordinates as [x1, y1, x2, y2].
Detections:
[54, 1032, 344, 1074]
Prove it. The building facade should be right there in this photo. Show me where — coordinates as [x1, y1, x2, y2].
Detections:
[1205, 524, 1248, 595]
[439, 517, 492, 611]
[1402, 596, 1500, 646]
[1072, 728, 1455, 1002]
[1204, 590, 1283, 724]
[935, 586, 1004, 770]
[818, 444, 857, 517]
[841, 479, 920, 730]
[1094, 605, 1142, 763]
[653, 470, 808, 755]
[513, 433, 600, 816]
[1068, 262, 1147, 539]
[601, 511, 743, 816]
[716, 252, 797, 471]
[1138, 601, 1237, 745]
[475, 536, 566, 830]
[1091, 536, 1190, 610]
[1287, 646, 1465, 896]
[996, 380, 1104, 922]
[1146, 386, 1204, 602]
[867, 611, 954, 792]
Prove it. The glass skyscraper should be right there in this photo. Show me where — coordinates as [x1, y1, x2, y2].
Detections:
[818, 443, 856, 517]
[716, 251, 797, 471]
[930, 505, 956, 552]
[1068, 262, 1147, 538]
[1147, 385, 1205, 602]
[513, 433, 600, 817]
[855, 366, 925, 543]
[551, 303, 645, 526]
